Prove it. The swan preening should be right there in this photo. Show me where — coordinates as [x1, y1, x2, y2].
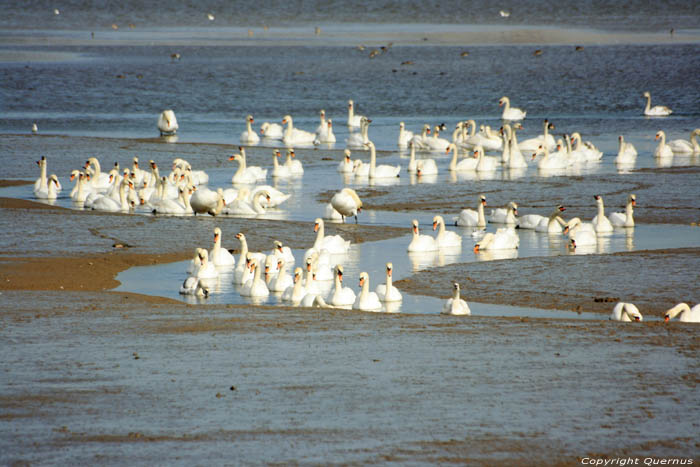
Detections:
[158, 110, 178, 136]
[610, 302, 643, 322]
[330, 188, 363, 223]
[643, 91, 672, 117]
[664, 303, 700, 323]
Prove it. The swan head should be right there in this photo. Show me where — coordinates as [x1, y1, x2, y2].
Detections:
[292, 267, 302, 283]
[594, 194, 603, 204]
[655, 131, 665, 140]
[274, 240, 284, 252]
[335, 265, 344, 281]
[411, 219, 420, 234]
[348, 100, 354, 109]
[568, 238, 577, 250]
[399, 121, 405, 129]
[480, 195, 487, 206]
[228, 153, 241, 162]
[246, 114, 254, 123]
[260, 122, 269, 134]
[557, 205, 566, 213]
[432, 215, 444, 231]
[629, 194, 636, 206]
[643, 91, 650, 98]
[288, 149, 295, 158]
[343, 149, 352, 161]
[213, 227, 222, 242]
[281, 115, 292, 124]
[386, 263, 393, 277]
[277, 258, 284, 271]
[327, 119, 333, 128]
[498, 96, 508, 106]
[319, 109, 325, 118]
[473, 146, 483, 159]
[563, 217, 581, 235]
[452, 282, 460, 293]
[313, 218, 323, 232]
[359, 271, 369, 288]
[509, 201, 518, 215]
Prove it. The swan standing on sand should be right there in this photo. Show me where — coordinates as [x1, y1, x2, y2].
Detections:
[433, 215, 462, 248]
[347, 99, 365, 128]
[398, 121, 414, 148]
[209, 227, 236, 267]
[331, 188, 363, 223]
[330, 265, 356, 308]
[375, 263, 402, 302]
[455, 194, 487, 228]
[642, 91, 672, 116]
[664, 303, 700, 323]
[610, 302, 643, 322]
[364, 141, 400, 178]
[592, 195, 614, 234]
[240, 115, 260, 144]
[499, 96, 526, 121]
[442, 283, 470, 315]
[281, 115, 316, 146]
[609, 194, 636, 228]
[668, 129, 700, 154]
[408, 219, 438, 252]
[353, 272, 382, 312]
[474, 228, 519, 252]
[158, 110, 178, 136]
[615, 135, 638, 165]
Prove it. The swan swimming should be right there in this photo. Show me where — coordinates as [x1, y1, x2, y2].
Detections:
[433, 215, 462, 248]
[642, 91, 672, 117]
[408, 219, 438, 252]
[353, 272, 382, 312]
[240, 114, 260, 144]
[609, 194, 636, 228]
[664, 303, 700, 323]
[442, 282, 471, 315]
[499, 96, 526, 121]
[375, 263, 403, 302]
[455, 194, 487, 228]
[158, 110, 178, 136]
[610, 302, 643, 322]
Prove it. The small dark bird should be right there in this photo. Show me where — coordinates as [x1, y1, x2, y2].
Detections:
[460, 51, 469, 57]
[575, 45, 584, 51]
[533, 49, 543, 56]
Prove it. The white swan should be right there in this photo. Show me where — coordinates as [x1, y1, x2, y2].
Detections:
[433, 215, 462, 248]
[209, 227, 236, 267]
[281, 114, 316, 146]
[329, 265, 356, 308]
[668, 129, 700, 154]
[346, 116, 371, 148]
[35, 174, 61, 200]
[151, 185, 193, 215]
[190, 186, 224, 216]
[191, 248, 218, 290]
[353, 272, 382, 312]
[375, 263, 402, 302]
[570, 132, 603, 162]
[474, 228, 519, 252]
[591, 195, 614, 234]
[363, 141, 400, 178]
[499, 96, 526, 121]
[331, 188, 363, 223]
[398, 121, 414, 148]
[84, 157, 112, 191]
[455, 194, 487, 228]
[488, 201, 518, 226]
[179, 276, 209, 297]
[314, 109, 327, 134]
[347, 99, 365, 127]
[308, 218, 350, 257]
[92, 178, 132, 212]
[270, 259, 293, 292]
[653, 131, 674, 159]
[315, 118, 336, 144]
[241, 259, 269, 298]
[280, 267, 304, 303]
[519, 119, 556, 152]
[260, 121, 284, 140]
[407, 219, 438, 252]
[283, 149, 304, 175]
[34, 156, 62, 196]
[446, 143, 478, 172]
[270, 240, 295, 268]
[563, 217, 597, 247]
[474, 145, 498, 172]
[410, 124, 431, 150]
[157, 109, 178, 136]
[642, 91, 672, 117]
[501, 123, 527, 168]
[240, 114, 260, 144]
[535, 205, 568, 233]
[610, 302, 643, 322]
[234, 233, 266, 284]
[664, 303, 700, 323]
[337, 149, 354, 173]
[423, 125, 451, 152]
[533, 143, 570, 170]
[229, 152, 267, 184]
[442, 282, 470, 315]
[271, 149, 292, 178]
[70, 172, 91, 204]
[615, 135, 638, 165]
[609, 194, 636, 228]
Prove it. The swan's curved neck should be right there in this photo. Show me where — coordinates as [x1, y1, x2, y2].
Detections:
[409, 144, 416, 165]
[644, 94, 652, 112]
[435, 219, 445, 237]
[239, 238, 248, 261]
[477, 202, 485, 225]
[597, 199, 605, 217]
[449, 146, 458, 170]
[334, 272, 342, 292]
[284, 118, 294, 138]
[246, 119, 254, 133]
[691, 131, 700, 151]
[348, 105, 355, 121]
[467, 120, 476, 137]
[39, 160, 47, 186]
[235, 156, 247, 175]
[501, 129, 511, 163]
[385, 270, 393, 289]
[453, 286, 460, 301]
[252, 192, 266, 212]
[273, 154, 280, 169]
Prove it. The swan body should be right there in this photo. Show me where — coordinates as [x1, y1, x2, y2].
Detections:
[179, 276, 209, 297]
[442, 283, 471, 315]
[315, 118, 336, 144]
[455, 194, 487, 228]
[398, 121, 414, 148]
[283, 149, 304, 175]
[271, 149, 292, 178]
[408, 219, 438, 252]
[664, 303, 700, 323]
[474, 145, 499, 172]
[474, 228, 519, 252]
[346, 116, 371, 148]
[375, 263, 402, 302]
[615, 135, 638, 165]
[158, 110, 178, 135]
[347, 99, 365, 127]
[282, 268, 306, 304]
[433, 215, 462, 248]
[314, 109, 327, 135]
[209, 227, 236, 267]
[306, 218, 350, 259]
[609, 194, 636, 228]
[591, 195, 614, 234]
[518, 214, 545, 230]
[406, 141, 437, 174]
[92, 179, 132, 212]
[330, 265, 356, 307]
[563, 217, 597, 247]
[241, 259, 269, 298]
[519, 119, 556, 152]
[353, 272, 382, 312]
[190, 186, 224, 216]
[470, 125, 503, 152]
[229, 151, 268, 184]
[234, 233, 266, 284]
[668, 129, 700, 154]
[423, 126, 451, 152]
[653, 130, 674, 159]
[488, 201, 518, 226]
[331, 188, 363, 223]
[364, 141, 400, 178]
[643, 91, 672, 117]
[410, 124, 431, 150]
[533, 143, 570, 170]
[447, 143, 478, 172]
[84, 157, 112, 191]
[337, 149, 355, 173]
[271, 240, 295, 268]
[281, 115, 316, 146]
[535, 205, 568, 233]
[34, 156, 62, 196]
[502, 124, 527, 168]
[324, 202, 344, 221]
[570, 132, 603, 162]
[151, 186, 193, 215]
[260, 121, 284, 139]
[240, 114, 260, 144]
[610, 302, 643, 322]
[499, 96, 526, 121]
[270, 259, 293, 292]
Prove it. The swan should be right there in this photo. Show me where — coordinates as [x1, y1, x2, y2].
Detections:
[331, 188, 363, 223]
[190, 186, 224, 216]
[534, 205, 568, 233]
[407, 219, 438, 252]
[474, 125, 504, 152]
[281, 115, 316, 146]
[610, 302, 643, 322]
[260, 121, 284, 140]
[474, 145, 499, 172]
[209, 227, 236, 268]
[240, 114, 260, 144]
[533, 143, 570, 170]
[233, 233, 266, 284]
[302, 257, 323, 296]
[433, 215, 462, 248]
[173, 159, 209, 186]
[151, 185, 193, 215]
[642, 91, 672, 117]
[609, 194, 636, 228]
[229, 152, 266, 184]
[232, 189, 270, 216]
[314, 109, 327, 135]
[346, 116, 371, 148]
[375, 263, 403, 302]
[668, 129, 700, 154]
[562, 217, 597, 247]
[442, 283, 471, 315]
[34, 156, 62, 196]
[653, 131, 674, 159]
[353, 272, 382, 312]
[570, 132, 603, 162]
[455, 194, 487, 228]
[615, 135, 638, 165]
[664, 303, 700, 323]
[410, 124, 431, 150]
[446, 143, 478, 172]
[305, 218, 350, 260]
[84, 157, 112, 191]
[501, 124, 527, 168]
[271, 240, 295, 267]
[499, 96, 526, 121]
[282, 267, 306, 304]
[271, 149, 292, 178]
[423, 126, 451, 152]
[315, 118, 336, 144]
[398, 121, 414, 148]
[416, 159, 439, 177]
[329, 265, 356, 308]
[347, 99, 365, 127]
[519, 119, 556, 152]
[130, 157, 150, 187]
[270, 259, 293, 292]
[474, 228, 519, 252]
[283, 149, 304, 175]
[591, 195, 614, 234]
[241, 259, 270, 298]
[337, 149, 355, 173]
[363, 141, 400, 178]
[92, 179, 132, 212]
[35, 174, 61, 200]
[186, 248, 218, 290]
[157, 109, 178, 135]
[70, 172, 91, 204]
[179, 276, 209, 297]
[488, 201, 518, 226]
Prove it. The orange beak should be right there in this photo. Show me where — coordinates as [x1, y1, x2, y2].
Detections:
[359, 277, 364, 287]
[413, 226, 418, 234]
[314, 223, 319, 233]
[432, 221, 437, 231]
[664, 316, 669, 322]
[214, 233, 219, 242]
[473, 245, 480, 253]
